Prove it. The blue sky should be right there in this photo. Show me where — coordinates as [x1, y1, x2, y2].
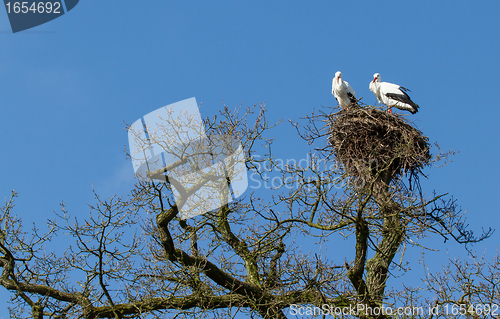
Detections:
[1, 1, 499, 317]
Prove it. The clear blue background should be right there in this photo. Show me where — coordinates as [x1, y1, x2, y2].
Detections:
[0, 1, 499, 317]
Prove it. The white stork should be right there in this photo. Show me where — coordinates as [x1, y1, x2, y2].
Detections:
[332, 71, 357, 110]
[369, 73, 419, 114]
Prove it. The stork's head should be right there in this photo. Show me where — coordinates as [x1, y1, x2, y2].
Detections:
[335, 71, 342, 81]
[372, 73, 381, 83]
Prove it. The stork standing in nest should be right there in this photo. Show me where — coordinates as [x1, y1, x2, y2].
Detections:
[332, 71, 357, 110]
[369, 73, 419, 114]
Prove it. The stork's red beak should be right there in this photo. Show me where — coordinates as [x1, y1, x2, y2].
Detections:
[372, 78, 376, 83]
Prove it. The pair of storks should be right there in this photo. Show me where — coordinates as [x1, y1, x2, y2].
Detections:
[332, 72, 419, 114]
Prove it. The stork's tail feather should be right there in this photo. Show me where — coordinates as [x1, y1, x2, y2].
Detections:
[409, 101, 419, 114]
[347, 93, 358, 106]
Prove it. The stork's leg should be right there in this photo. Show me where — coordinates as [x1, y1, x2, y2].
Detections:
[388, 106, 393, 114]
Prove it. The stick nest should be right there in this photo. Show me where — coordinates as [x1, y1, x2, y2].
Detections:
[328, 107, 431, 181]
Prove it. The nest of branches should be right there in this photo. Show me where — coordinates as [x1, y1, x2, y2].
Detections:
[328, 106, 431, 183]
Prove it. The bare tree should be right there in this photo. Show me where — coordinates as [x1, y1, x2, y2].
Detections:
[0, 104, 495, 318]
